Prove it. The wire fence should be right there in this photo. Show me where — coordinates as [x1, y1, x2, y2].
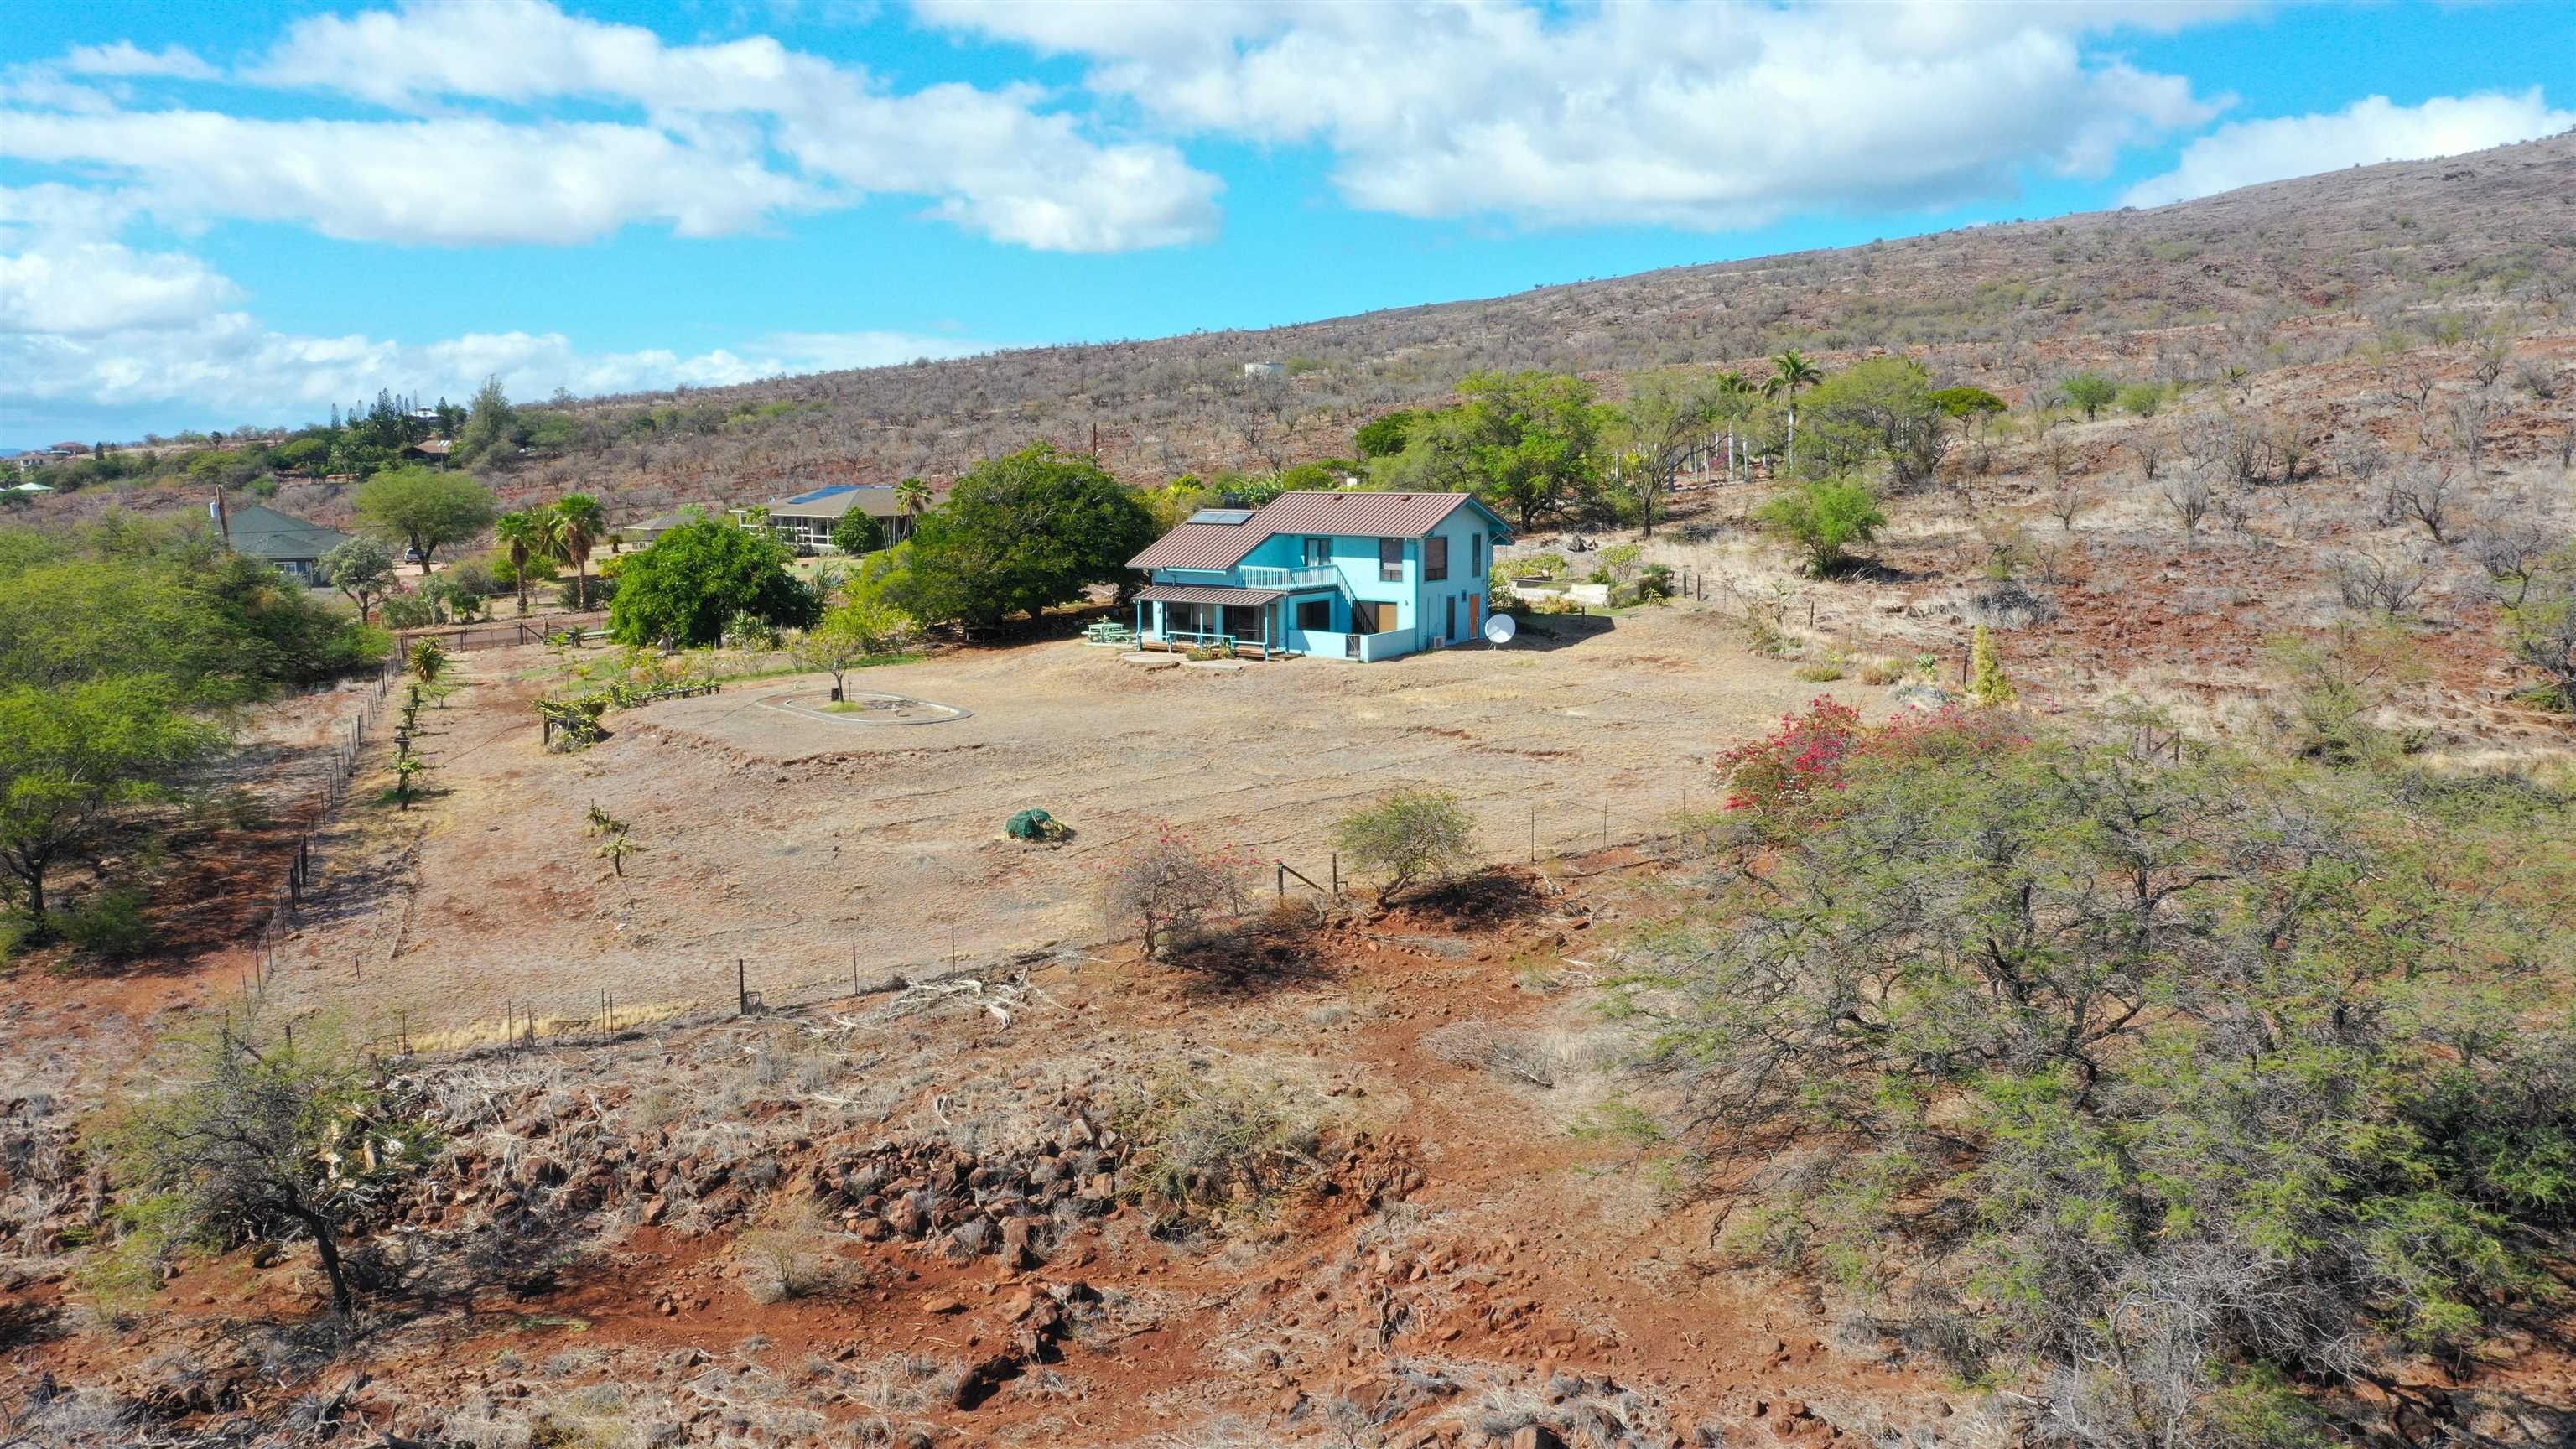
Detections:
[325, 792, 1718, 1066]
[242, 660, 401, 998]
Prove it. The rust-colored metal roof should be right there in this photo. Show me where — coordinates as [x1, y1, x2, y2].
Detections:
[1134, 584, 1285, 606]
[1129, 491, 1499, 571]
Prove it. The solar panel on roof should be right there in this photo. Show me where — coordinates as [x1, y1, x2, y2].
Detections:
[1187, 508, 1256, 525]
[784, 485, 861, 506]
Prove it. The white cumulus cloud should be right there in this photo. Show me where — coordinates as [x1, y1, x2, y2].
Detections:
[917, 0, 2236, 229]
[1, 315, 1000, 423]
[242, 0, 1220, 252]
[2123, 88, 2576, 206]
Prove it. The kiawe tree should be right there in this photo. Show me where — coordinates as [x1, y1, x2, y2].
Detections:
[0, 674, 226, 930]
[1609, 371, 1728, 537]
[1375, 371, 1602, 532]
[1756, 475, 1887, 575]
[354, 467, 495, 569]
[101, 1014, 436, 1323]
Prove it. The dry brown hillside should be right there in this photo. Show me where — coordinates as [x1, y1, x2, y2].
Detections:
[450, 128, 2576, 517]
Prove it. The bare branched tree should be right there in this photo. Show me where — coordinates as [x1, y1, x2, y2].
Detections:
[2127, 430, 2166, 482]
[2470, 512, 2565, 608]
[2334, 544, 2432, 615]
[2159, 470, 2214, 540]
[2390, 461, 2459, 543]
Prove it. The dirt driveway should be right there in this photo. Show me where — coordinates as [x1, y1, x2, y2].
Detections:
[270, 602, 1869, 1040]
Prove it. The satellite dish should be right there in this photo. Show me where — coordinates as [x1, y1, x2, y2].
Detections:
[1483, 612, 1518, 646]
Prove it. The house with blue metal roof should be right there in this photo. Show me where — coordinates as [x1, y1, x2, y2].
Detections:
[1125, 491, 1513, 661]
[739, 483, 922, 553]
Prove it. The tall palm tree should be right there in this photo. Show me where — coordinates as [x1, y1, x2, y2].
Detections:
[1763, 351, 1826, 473]
[493, 508, 544, 616]
[549, 494, 606, 610]
[893, 476, 932, 543]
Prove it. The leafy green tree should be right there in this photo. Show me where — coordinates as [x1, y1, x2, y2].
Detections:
[2116, 382, 2166, 418]
[793, 598, 917, 698]
[0, 514, 377, 699]
[830, 508, 888, 555]
[354, 467, 495, 569]
[890, 444, 1156, 627]
[1608, 371, 1730, 537]
[272, 436, 329, 473]
[607, 513, 818, 647]
[1763, 351, 1826, 471]
[100, 1015, 437, 1322]
[1929, 385, 2008, 420]
[1354, 409, 1422, 459]
[1330, 789, 1478, 901]
[1755, 476, 1887, 574]
[2506, 546, 2576, 709]
[319, 536, 397, 625]
[1275, 459, 1360, 492]
[2061, 371, 2119, 419]
[0, 675, 226, 928]
[1374, 371, 1601, 532]
[452, 375, 518, 467]
[1795, 356, 1950, 490]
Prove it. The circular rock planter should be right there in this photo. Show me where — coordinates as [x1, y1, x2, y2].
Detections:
[754, 691, 973, 725]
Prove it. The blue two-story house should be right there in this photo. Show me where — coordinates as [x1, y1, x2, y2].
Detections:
[1127, 491, 1514, 662]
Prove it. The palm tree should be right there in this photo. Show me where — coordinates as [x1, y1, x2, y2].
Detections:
[548, 494, 606, 610]
[1763, 351, 1826, 473]
[494, 509, 544, 616]
[893, 476, 932, 543]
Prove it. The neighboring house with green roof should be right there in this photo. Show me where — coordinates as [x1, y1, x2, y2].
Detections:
[218, 502, 355, 585]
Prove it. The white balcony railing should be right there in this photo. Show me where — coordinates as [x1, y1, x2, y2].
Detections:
[1235, 564, 1341, 589]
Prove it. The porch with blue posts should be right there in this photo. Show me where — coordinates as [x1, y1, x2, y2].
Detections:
[1134, 593, 1293, 657]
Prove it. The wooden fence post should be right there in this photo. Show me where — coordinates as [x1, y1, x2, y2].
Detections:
[736, 958, 748, 1015]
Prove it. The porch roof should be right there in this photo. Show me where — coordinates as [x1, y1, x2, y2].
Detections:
[1134, 584, 1285, 607]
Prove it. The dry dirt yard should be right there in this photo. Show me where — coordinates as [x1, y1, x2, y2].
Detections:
[268, 602, 1868, 1043]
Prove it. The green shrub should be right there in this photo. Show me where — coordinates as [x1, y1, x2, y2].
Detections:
[55, 888, 150, 958]
[1330, 788, 1477, 901]
[556, 574, 617, 610]
[2060, 371, 2118, 419]
[1627, 723, 2576, 1441]
[2116, 382, 2165, 418]
[1115, 1070, 1327, 1230]
[1793, 662, 1845, 683]
[1755, 476, 1887, 575]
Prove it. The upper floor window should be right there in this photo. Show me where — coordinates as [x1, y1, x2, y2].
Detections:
[1425, 536, 1449, 581]
[1303, 537, 1330, 567]
[1471, 532, 1484, 574]
[1379, 537, 1405, 583]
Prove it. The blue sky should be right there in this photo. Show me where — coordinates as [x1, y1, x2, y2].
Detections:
[3, 0, 2569, 446]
